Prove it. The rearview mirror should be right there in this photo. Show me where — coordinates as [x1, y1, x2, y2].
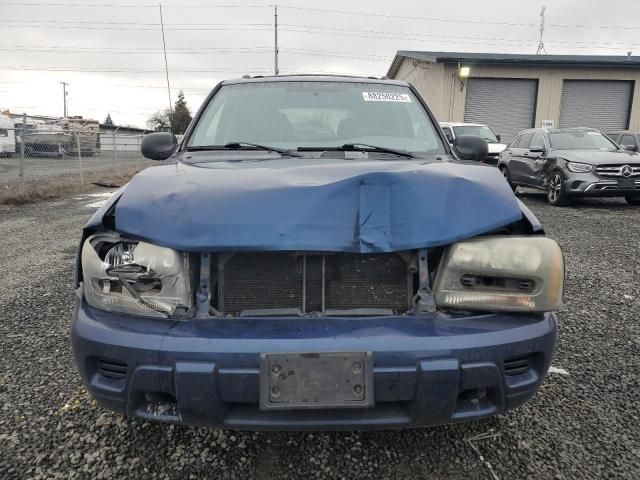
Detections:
[452, 135, 488, 161]
[141, 132, 177, 160]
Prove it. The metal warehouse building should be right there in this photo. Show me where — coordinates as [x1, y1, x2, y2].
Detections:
[387, 51, 640, 141]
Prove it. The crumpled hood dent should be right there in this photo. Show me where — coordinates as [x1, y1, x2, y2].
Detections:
[113, 160, 523, 253]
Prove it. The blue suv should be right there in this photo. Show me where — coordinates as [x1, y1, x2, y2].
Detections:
[71, 76, 564, 430]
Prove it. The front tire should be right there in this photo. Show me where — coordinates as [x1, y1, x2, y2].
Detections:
[625, 194, 640, 205]
[499, 165, 517, 193]
[547, 171, 570, 206]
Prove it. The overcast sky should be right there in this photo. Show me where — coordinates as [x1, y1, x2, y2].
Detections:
[2, 0, 640, 128]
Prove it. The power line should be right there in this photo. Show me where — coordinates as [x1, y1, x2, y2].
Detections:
[278, 5, 537, 27]
[0, 22, 272, 31]
[4, 2, 640, 31]
[279, 5, 640, 31]
[278, 27, 537, 46]
[0, 2, 269, 7]
[0, 47, 273, 54]
[0, 65, 272, 73]
[281, 23, 537, 43]
[0, 18, 271, 27]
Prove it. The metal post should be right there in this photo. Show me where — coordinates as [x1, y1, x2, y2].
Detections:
[76, 133, 83, 185]
[159, 3, 174, 132]
[274, 5, 279, 75]
[19, 112, 25, 192]
[113, 131, 118, 176]
[60, 81, 69, 117]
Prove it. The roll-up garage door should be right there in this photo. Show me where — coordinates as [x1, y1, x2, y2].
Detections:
[559, 80, 633, 131]
[464, 78, 538, 142]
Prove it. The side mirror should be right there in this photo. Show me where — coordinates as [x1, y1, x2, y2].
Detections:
[529, 145, 546, 154]
[453, 135, 488, 161]
[495, 134, 501, 142]
[141, 132, 177, 160]
[624, 144, 638, 152]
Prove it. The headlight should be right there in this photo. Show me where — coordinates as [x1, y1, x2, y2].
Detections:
[566, 161, 593, 173]
[81, 233, 192, 318]
[433, 236, 563, 312]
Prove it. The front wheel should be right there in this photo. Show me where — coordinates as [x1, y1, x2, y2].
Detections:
[499, 166, 517, 193]
[547, 171, 570, 206]
[625, 194, 640, 205]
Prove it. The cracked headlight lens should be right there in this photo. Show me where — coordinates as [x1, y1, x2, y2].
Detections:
[434, 236, 564, 312]
[81, 233, 192, 318]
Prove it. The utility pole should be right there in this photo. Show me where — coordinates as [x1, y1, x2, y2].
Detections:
[60, 81, 69, 117]
[274, 4, 279, 75]
[159, 3, 174, 132]
[536, 6, 548, 55]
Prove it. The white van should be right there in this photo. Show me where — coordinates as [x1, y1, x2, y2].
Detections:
[0, 114, 16, 157]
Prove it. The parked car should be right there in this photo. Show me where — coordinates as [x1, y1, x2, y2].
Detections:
[439, 122, 507, 165]
[498, 127, 640, 206]
[606, 130, 640, 152]
[0, 113, 16, 157]
[72, 75, 564, 430]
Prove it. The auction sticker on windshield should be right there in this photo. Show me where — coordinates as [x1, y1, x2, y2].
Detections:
[362, 91, 412, 102]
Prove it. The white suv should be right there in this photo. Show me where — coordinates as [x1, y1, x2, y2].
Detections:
[439, 122, 507, 164]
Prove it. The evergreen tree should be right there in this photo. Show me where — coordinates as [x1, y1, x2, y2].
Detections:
[146, 90, 192, 133]
[104, 113, 114, 126]
[172, 90, 192, 134]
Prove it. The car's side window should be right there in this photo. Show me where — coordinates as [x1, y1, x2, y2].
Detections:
[620, 134, 636, 149]
[506, 135, 521, 149]
[530, 132, 546, 151]
[517, 132, 534, 149]
[442, 127, 454, 143]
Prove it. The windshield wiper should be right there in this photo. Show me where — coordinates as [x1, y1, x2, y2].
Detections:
[186, 141, 301, 157]
[298, 143, 415, 159]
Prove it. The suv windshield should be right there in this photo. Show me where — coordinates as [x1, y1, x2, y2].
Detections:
[453, 125, 498, 143]
[549, 130, 617, 150]
[187, 81, 446, 156]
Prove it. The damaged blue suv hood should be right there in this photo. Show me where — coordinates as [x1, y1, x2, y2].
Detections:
[113, 159, 523, 252]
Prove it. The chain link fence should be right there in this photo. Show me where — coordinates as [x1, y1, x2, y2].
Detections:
[1, 121, 157, 196]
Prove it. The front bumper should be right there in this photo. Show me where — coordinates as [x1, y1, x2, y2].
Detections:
[564, 171, 640, 197]
[71, 301, 557, 430]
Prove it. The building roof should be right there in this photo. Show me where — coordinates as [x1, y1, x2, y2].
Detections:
[387, 51, 640, 77]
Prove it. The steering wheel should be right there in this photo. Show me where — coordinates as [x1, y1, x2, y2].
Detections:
[352, 126, 389, 137]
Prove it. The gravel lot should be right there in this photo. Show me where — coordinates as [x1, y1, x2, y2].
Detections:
[1, 189, 639, 479]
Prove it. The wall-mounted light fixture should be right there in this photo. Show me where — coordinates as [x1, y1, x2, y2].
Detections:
[457, 64, 471, 91]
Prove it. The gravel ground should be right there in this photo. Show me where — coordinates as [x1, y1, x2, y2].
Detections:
[1, 189, 639, 479]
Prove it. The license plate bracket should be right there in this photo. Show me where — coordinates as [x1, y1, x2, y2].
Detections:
[259, 352, 374, 410]
[618, 177, 635, 189]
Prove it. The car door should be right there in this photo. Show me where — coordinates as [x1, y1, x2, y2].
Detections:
[521, 132, 548, 187]
[499, 134, 519, 171]
[508, 132, 534, 184]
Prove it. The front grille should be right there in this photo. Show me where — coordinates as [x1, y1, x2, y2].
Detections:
[503, 356, 532, 376]
[97, 359, 128, 380]
[218, 252, 411, 315]
[585, 180, 640, 191]
[595, 164, 640, 177]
